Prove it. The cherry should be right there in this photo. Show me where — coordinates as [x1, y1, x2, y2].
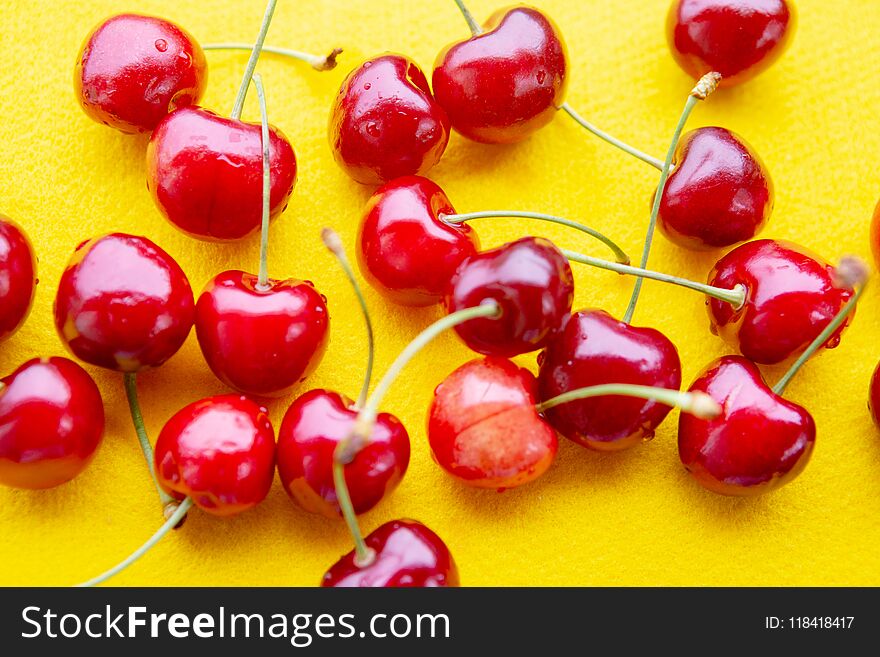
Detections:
[445, 236, 574, 357]
[329, 54, 450, 185]
[667, 0, 796, 87]
[870, 361, 880, 430]
[657, 127, 773, 249]
[74, 13, 207, 134]
[0, 357, 104, 490]
[869, 198, 880, 270]
[322, 519, 459, 587]
[433, 4, 568, 143]
[54, 233, 194, 372]
[0, 216, 37, 342]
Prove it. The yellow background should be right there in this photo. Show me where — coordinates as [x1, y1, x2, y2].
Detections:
[1, 0, 878, 587]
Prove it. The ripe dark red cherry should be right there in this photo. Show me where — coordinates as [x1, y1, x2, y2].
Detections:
[329, 55, 450, 185]
[657, 127, 773, 249]
[277, 389, 410, 517]
[194, 271, 329, 397]
[707, 239, 854, 365]
[428, 357, 557, 489]
[433, 6, 568, 143]
[358, 176, 480, 306]
[870, 362, 880, 430]
[538, 309, 682, 451]
[54, 233, 194, 372]
[0, 217, 37, 342]
[679, 356, 815, 495]
[147, 107, 297, 241]
[322, 519, 459, 587]
[667, 0, 796, 87]
[155, 395, 276, 516]
[0, 357, 104, 490]
[74, 13, 207, 133]
[445, 237, 574, 357]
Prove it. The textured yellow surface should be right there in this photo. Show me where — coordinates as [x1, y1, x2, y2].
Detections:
[1, 0, 879, 587]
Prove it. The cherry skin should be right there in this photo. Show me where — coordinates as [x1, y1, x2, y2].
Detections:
[329, 55, 450, 185]
[433, 6, 568, 144]
[194, 271, 329, 397]
[155, 394, 276, 516]
[445, 236, 574, 357]
[537, 309, 682, 451]
[870, 361, 880, 430]
[147, 106, 297, 241]
[0, 357, 104, 490]
[428, 357, 557, 490]
[322, 519, 459, 587]
[54, 233, 194, 372]
[657, 127, 773, 250]
[679, 356, 815, 495]
[0, 217, 37, 342]
[74, 13, 207, 134]
[277, 389, 410, 518]
[869, 198, 880, 270]
[357, 176, 480, 306]
[707, 239, 854, 365]
[667, 0, 796, 87]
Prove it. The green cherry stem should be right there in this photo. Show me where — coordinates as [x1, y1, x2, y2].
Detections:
[442, 210, 630, 264]
[253, 73, 272, 290]
[203, 43, 342, 71]
[623, 71, 722, 324]
[454, 0, 483, 34]
[230, 0, 278, 120]
[75, 497, 194, 588]
[332, 460, 374, 566]
[123, 373, 175, 510]
[536, 384, 721, 419]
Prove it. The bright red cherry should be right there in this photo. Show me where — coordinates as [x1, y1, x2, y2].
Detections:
[432, 6, 568, 144]
[657, 127, 773, 249]
[54, 233, 195, 372]
[194, 271, 329, 397]
[679, 356, 814, 495]
[147, 106, 297, 241]
[329, 55, 450, 185]
[445, 237, 573, 357]
[0, 217, 37, 342]
[358, 176, 479, 306]
[155, 394, 275, 516]
[537, 309, 682, 451]
[277, 389, 410, 517]
[428, 357, 557, 489]
[74, 13, 207, 134]
[0, 357, 104, 490]
[869, 199, 880, 270]
[870, 361, 880, 430]
[707, 239, 854, 365]
[322, 519, 459, 587]
[667, 0, 796, 87]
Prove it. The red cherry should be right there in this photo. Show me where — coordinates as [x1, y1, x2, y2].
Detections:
[194, 271, 329, 397]
[870, 362, 880, 430]
[433, 6, 567, 144]
[0, 357, 104, 490]
[707, 239, 854, 365]
[357, 176, 480, 306]
[444, 237, 574, 357]
[428, 357, 557, 489]
[146, 107, 297, 241]
[679, 356, 815, 495]
[154, 394, 275, 516]
[277, 389, 410, 517]
[667, 0, 796, 87]
[0, 217, 36, 342]
[658, 127, 773, 249]
[537, 309, 682, 451]
[329, 55, 450, 185]
[322, 519, 459, 587]
[869, 199, 880, 270]
[74, 14, 207, 134]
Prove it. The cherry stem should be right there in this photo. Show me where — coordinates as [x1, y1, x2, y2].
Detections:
[252, 73, 272, 290]
[332, 460, 375, 567]
[454, 0, 483, 35]
[562, 247, 746, 307]
[623, 72, 722, 324]
[230, 0, 278, 120]
[558, 103, 664, 170]
[536, 383, 721, 419]
[442, 210, 630, 264]
[323, 228, 374, 410]
[75, 497, 193, 588]
[203, 43, 342, 71]
[123, 373, 175, 509]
